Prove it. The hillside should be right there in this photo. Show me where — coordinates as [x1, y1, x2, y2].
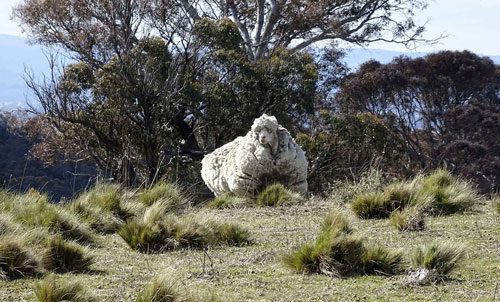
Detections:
[0, 178, 498, 301]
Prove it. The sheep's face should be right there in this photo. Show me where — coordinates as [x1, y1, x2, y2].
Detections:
[251, 114, 279, 150]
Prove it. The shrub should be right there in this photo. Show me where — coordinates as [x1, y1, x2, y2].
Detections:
[411, 242, 465, 277]
[362, 245, 403, 275]
[33, 274, 96, 302]
[256, 184, 304, 207]
[0, 237, 39, 280]
[138, 182, 184, 210]
[41, 235, 93, 273]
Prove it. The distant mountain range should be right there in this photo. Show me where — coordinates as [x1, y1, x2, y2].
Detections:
[1, 34, 499, 110]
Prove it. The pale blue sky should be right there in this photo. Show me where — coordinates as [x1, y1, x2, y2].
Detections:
[1, 0, 499, 55]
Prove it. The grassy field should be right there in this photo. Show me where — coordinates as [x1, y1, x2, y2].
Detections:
[0, 181, 498, 301]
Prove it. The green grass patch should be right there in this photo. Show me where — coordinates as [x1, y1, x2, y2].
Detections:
[136, 275, 218, 302]
[390, 205, 426, 232]
[411, 242, 465, 277]
[138, 182, 185, 210]
[0, 236, 40, 280]
[206, 193, 249, 209]
[283, 211, 402, 277]
[33, 274, 96, 302]
[41, 235, 93, 274]
[256, 183, 304, 207]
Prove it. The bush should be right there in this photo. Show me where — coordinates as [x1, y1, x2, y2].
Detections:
[283, 212, 402, 277]
[138, 182, 184, 210]
[256, 184, 304, 207]
[411, 243, 465, 277]
[41, 235, 93, 273]
[33, 274, 96, 302]
[0, 237, 39, 280]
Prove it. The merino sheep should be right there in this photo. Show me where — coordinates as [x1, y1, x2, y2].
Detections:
[201, 114, 308, 197]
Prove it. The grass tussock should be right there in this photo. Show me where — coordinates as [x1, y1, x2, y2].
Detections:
[8, 194, 96, 245]
[138, 182, 185, 211]
[0, 237, 39, 280]
[68, 201, 122, 234]
[411, 242, 465, 277]
[72, 183, 135, 220]
[256, 183, 304, 207]
[283, 211, 402, 277]
[41, 235, 93, 273]
[206, 193, 249, 209]
[136, 275, 218, 302]
[390, 205, 426, 232]
[351, 169, 480, 223]
[33, 274, 96, 302]
[330, 168, 385, 203]
[120, 215, 252, 253]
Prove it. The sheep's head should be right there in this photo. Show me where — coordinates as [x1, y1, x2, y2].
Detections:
[251, 114, 279, 153]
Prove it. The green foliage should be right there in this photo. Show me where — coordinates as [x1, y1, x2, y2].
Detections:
[138, 182, 185, 211]
[194, 18, 242, 51]
[351, 192, 391, 219]
[41, 236, 93, 273]
[411, 243, 465, 277]
[67, 200, 122, 234]
[255, 184, 304, 207]
[0, 237, 39, 280]
[330, 168, 385, 203]
[283, 212, 402, 277]
[118, 220, 168, 253]
[33, 274, 96, 302]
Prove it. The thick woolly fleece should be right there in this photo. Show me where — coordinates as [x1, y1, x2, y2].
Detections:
[201, 114, 308, 197]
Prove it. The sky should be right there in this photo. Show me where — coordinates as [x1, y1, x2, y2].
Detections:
[0, 0, 499, 55]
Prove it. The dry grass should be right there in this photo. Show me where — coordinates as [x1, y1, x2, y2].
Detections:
[0, 189, 498, 301]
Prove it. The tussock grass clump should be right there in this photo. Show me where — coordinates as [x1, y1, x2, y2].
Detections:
[352, 169, 480, 222]
[41, 236, 93, 273]
[256, 183, 304, 207]
[390, 205, 426, 232]
[136, 275, 218, 302]
[362, 245, 403, 276]
[206, 193, 249, 209]
[120, 215, 252, 253]
[68, 201, 122, 234]
[421, 171, 479, 214]
[331, 168, 384, 203]
[0, 237, 39, 280]
[33, 274, 96, 302]
[212, 223, 253, 246]
[138, 182, 185, 210]
[407, 242, 465, 285]
[411, 243, 465, 277]
[73, 183, 134, 220]
[9, 194, 96, 245]
[283, 212, 402, 277]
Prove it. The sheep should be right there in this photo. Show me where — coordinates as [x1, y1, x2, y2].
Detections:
[201, 114, 308, 197]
